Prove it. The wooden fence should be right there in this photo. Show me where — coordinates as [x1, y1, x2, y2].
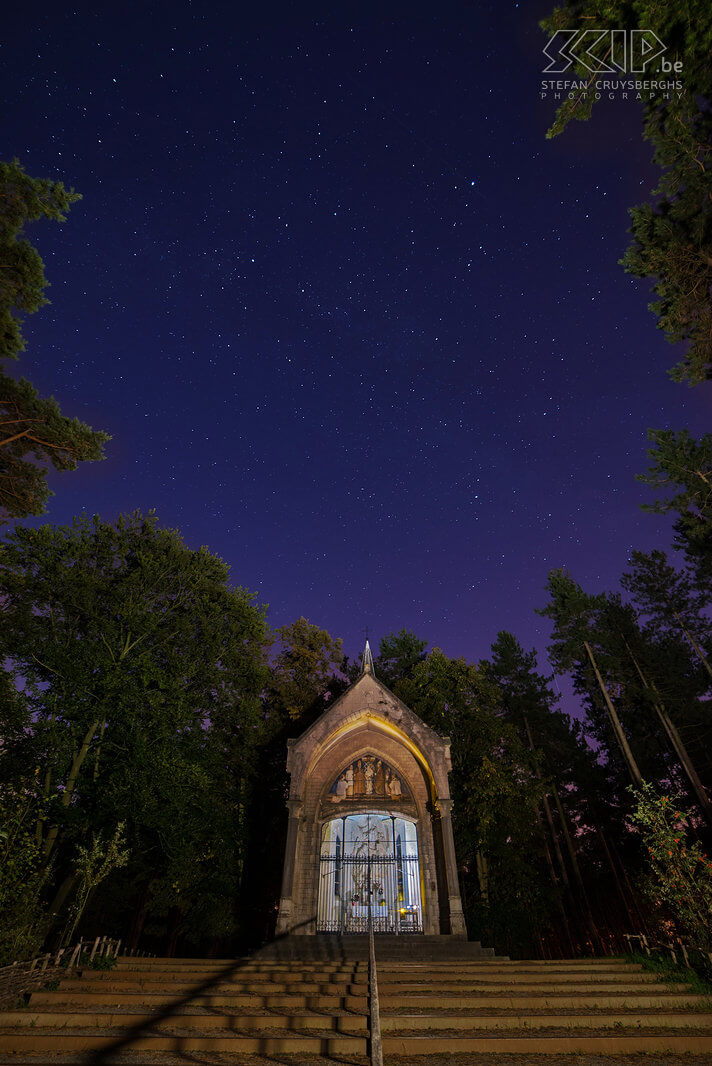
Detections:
[624, 932, 712, 972]
[0, 935, 123, 1007]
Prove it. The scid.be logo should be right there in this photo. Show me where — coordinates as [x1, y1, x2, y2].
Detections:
[542, 29, 683, 75]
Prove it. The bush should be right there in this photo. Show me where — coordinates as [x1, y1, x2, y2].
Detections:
[0, 785, 46, 965]
[629, 782, 712, 951]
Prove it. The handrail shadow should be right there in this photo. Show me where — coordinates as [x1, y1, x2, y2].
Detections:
[82, 917, 362, 1064]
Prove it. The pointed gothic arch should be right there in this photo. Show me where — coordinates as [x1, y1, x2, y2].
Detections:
[276, 644, 466, 937]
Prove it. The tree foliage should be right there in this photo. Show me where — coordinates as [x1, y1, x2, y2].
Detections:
[540, 565, 712, 831]
[0, 159, 108, 519]
[0, 783, 46, 965]
[382, 642, 553, 955]
[0, 510, 269, 951]
[375, 629, 428, 689]
[3, 529, 709, 960]
[637, 430, 712, 581]
[268, 617, 345, 724]
[630, 783, 712, 948]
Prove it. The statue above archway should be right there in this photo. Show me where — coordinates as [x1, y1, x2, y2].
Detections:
[328, 754, 412, 803]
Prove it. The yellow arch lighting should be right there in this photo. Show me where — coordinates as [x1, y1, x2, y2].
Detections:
[307, 712, 439, 798]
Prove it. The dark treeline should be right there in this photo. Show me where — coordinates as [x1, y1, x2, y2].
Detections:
[1, 492, 711, 962]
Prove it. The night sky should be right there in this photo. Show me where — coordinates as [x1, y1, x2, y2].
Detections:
[4, 2, 710, 678]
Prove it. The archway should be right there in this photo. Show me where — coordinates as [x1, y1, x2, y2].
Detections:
[317, 811, 423, 933]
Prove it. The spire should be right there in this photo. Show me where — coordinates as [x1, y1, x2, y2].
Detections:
[362, 638, 375, 675]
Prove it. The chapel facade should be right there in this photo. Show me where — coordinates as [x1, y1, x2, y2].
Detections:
[276, 643, 467, 937]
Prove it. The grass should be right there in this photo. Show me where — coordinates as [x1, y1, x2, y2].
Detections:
[74, 950, 118, 971]
[630, 950, 712, 1000]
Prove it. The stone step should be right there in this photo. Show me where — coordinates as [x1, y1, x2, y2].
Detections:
[0, 1031, 367, 1054]
[2, 1027, 712, 1056]
[116, 957, 236, 966]
[48, 977, 684, 997]
[116, 954, 639, 968]
[0, 1011, 367, 1031]
[108, 963, 648, 976]
[252, 935, 499, 961]
[119, 959, 651, 975]
[28, 988, 707, 1010]
[76, 972, 660, 984]
[3, 1009, 712, 1031]
[3, 948, 706, 1061]
[381, 1033, 712, 1054]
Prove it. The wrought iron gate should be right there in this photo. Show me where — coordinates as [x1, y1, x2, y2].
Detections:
[316, 852, 423, 934]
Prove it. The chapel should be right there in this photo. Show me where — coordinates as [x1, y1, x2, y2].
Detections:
[276, 642, 467, 937]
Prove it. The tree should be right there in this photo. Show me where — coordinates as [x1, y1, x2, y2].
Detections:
[60, 823, 128, 946]
[375, 630, 428, 689]
[541, 568, 712, 829]
[630, 783, 712, 949]
[601, 592, 712, 827]
[541, 3, 712, 384]
[268, 617, 345, 724]
[539, 570, 644, 787]
[238, 617, 347, 944]
[622, 548, 712, 677]
[0, 510, 269, 950]
[0, 782, 46, 964]
[402, 648, 552, 957]
[637, 430, 712, 581]
[0, 159, 109, 519]
[486, 630, 648, 951]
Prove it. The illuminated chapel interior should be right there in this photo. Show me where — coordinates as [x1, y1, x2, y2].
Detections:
[276, 642, 466, 937]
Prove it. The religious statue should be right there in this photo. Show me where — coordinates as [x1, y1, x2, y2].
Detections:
[331, 773, 348, 801]
[328, 755, 409, 802]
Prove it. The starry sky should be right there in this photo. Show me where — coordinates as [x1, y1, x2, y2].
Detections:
[3, 1, 710, 680]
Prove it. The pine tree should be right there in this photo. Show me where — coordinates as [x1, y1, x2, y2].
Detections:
[0, 159, 108, 519]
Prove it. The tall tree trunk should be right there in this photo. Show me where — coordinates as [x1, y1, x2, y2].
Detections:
[36, 767, 52, 846]
[623, 639, 712, 827]
[475, 849, 489, 905]
[93, 720, 107, 781]
[551, 783, 603, 951]
[524, 716, 583, 952]
[583, 640, 643, 787]
[608, 835, 650, 936]
[535, 806, 576, 954]
[597, 828, 636, 929]
[127, 885, 152, 952]
[523, 717, 571, 888]
[42, 717, 101, 865]
[165, 909, 182, 957]
[42, 873, 78, 944]
[36, 708, 58, 847]
[62, 883, 95, 947]
[672, 608, 712, 680]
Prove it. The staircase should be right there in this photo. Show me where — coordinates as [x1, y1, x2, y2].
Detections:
[1, 939, 712, 1059]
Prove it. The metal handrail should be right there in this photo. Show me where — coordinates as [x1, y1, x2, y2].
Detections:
[367, 865, 384, 1066]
